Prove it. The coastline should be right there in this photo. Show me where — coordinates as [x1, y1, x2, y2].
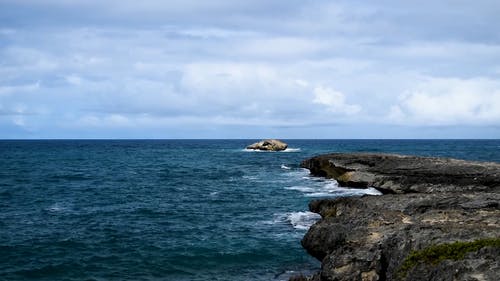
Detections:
[294, 153, 500, 281]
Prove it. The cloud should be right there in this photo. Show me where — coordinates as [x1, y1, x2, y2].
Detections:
[234, 37, 325, 59]
[179, 62, 365, 123]
[77, 114, 130, 127]
[1, 1, 500, 138]
[180, 62, 305, 117]
[65, 74, 82, 85]
[313, 86, 361, 115]
[388, 77, 500, 125]
[0, 81, 40, 96]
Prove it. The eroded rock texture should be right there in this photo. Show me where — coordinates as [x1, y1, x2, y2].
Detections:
[297, 153, 500, 281]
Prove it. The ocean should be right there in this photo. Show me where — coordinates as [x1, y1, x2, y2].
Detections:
[1, 139, 499, 281]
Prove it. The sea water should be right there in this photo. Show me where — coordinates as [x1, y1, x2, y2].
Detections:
[1, 139, 499, 280]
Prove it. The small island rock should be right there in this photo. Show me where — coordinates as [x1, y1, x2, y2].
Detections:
[246, 139, 288, 151]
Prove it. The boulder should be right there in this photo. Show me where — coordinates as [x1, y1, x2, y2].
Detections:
[246, 139, 288, 151]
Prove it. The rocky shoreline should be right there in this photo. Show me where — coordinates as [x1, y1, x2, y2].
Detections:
[294, 153, 500, 281]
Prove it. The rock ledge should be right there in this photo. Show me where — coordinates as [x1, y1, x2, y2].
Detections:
[300, 153, 500, 194]
[295, 153, 500, 281]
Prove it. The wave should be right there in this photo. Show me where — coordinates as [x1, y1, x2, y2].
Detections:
[264, 211, 320, 230]
[242, 148, 260, 152]
[285, 180, 382, 197]
[281, 168, 310, 179]
[322, 182, 382, 195]
[286, 211, 321, 230]
[284, 186, 316, 192]
[46, 202, 71, 213]
[304, 192, 335, 197]
[280, 164, 291, 170]
[337, 186, 382, 196]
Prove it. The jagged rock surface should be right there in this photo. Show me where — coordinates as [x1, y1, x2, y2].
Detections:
[300, 153, 500, 194]
[246, 139, 288, 151]
[296, 153, 500, 281]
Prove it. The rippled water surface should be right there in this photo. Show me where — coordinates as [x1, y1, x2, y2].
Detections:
[1, 139, 499, 280]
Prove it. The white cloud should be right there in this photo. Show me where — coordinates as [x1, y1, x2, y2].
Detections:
[388, 77, 500, 125]
[0, 82, 40, 96]
[313, 86, 361, 115]
[294, 79, 309, 87]
[65, 74, 82, 85]
[12, 115, 25, 127]
[180, 62, 308, 117]
[77, 114, 131, 127]
[177, 27, 259, 39]
[234, 37, 325, 58]
[181, 62, 279, 94]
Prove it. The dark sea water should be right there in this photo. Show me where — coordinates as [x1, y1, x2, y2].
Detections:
[1, 139, 499, 281]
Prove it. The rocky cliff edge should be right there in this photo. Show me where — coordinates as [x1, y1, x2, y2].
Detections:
[295, 153, 500, 281]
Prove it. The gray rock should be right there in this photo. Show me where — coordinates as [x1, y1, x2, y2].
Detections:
[246, 139, 288, 151]
[295, 153, 500, 281]
[300, 153, 500, 194]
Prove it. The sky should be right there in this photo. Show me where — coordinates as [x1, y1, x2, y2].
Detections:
[1, 0, 500, 139]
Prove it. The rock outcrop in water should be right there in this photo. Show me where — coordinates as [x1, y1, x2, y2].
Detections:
[246, 139, 288, 151]
[295, 153, 500, 281]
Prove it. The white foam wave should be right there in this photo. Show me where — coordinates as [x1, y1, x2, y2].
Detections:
[323, 181, 339, 190]
[284, 186, 316, 192]
[280, 164, 291, 170]
[304, 186, 382, 197]
[304, 192, 335, 197]
[285, 179, 382, 197]
[281, 168, 310, 178]
[47, 202, 70, 213]
[359, 187, 382, 195]
[261, 213, 288, 226]
[287, 211, 321, 230]
[331, 186, 382, 196]
[301, 173, 324, 181]
[283, 148, 301, 152]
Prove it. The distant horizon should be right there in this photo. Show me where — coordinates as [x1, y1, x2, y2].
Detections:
[1, 138, 499, 140]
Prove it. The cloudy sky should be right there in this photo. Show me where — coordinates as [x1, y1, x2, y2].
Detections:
[1, 0, 500, 138]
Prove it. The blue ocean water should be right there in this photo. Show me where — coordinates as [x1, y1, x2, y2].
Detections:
[1, 139, 499, 281]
